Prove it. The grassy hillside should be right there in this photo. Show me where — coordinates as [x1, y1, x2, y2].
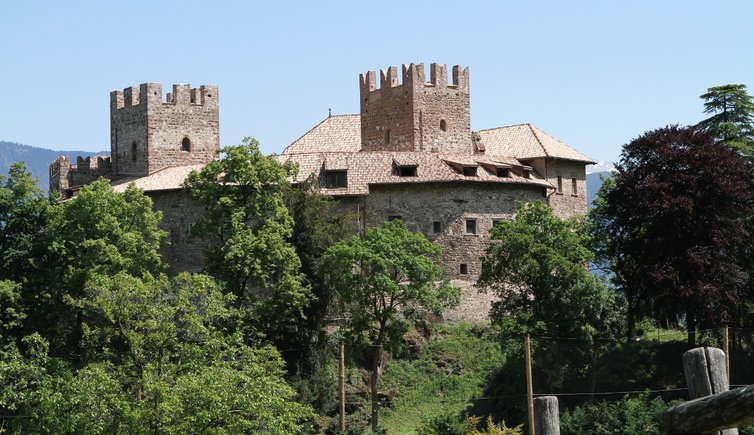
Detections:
[0, 141, 107, 191]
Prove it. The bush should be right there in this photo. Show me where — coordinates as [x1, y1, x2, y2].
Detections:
[560, 393, 675, 435]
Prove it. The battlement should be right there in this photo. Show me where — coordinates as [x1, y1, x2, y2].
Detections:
[359, 63, 469, 96]
[49, 154, 112, 196]
[110, 83, 218, 110]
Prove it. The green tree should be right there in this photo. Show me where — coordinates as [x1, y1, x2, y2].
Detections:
[696, 84, 754, 156]
[42, 179, 166, 358]
[321, 220, 460, 431]
[0, 162, 49, 283]
[183, 138, 311, 345]
[478, 201, 624, 421]
[593, 125, 754, 345]
[0, 273, 315, 433]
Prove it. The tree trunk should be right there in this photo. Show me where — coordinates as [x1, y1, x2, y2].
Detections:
[370, 342, 382, 432]
[588, 345, 599, 402]
[687, 312, 696, 347]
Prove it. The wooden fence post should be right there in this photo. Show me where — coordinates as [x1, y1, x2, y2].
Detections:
[525, 334, 535, 435]
[682, 347, 737, 435]
[534, 396, 559, 435]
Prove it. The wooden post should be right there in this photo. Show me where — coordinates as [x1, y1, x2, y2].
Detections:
[682, 347, 737, 435]
[534, 396, 560, 435]
[723, 325, 730, 384]
[339, 337, 345, 432]
[525, 334, 535, 435]
[662, 386, 754, 434]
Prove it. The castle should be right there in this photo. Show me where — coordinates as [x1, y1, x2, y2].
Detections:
[50, 63, 593, 282]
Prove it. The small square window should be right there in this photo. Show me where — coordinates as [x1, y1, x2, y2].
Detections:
[326, 171, 347, 188]
[460, 264, 468, 275]
[492, 219, 502, 228]
[465, 219, 477, 235]
[433, 221, 441, 234]
[463, 167, 477, 176]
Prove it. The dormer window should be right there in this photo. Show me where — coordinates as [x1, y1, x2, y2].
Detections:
[326, 171, 347, 188]
[393, 156, 419, 177]
[496, 168, 509, 177]
[182, 137, 191, 152]
[399, 166, 417, 177]
[523, 167, 532, 179]
[463, 166, 477, 176]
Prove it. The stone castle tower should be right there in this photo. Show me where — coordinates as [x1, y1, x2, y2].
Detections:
[359, 63, 471, 153]
[110, 83, 220, 175]
[50, 83, 219, 195]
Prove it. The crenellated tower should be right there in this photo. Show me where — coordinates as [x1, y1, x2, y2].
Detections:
[359, 63, 471, 153]
[110, 83, 219, 175]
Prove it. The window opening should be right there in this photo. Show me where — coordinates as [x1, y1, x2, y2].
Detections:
[385, 129, 392, 144]
[433, 221, 441, 234]
[496, 168, 510, 177]
[326, 171, 347, 188]
[523, 169, 531, 179]
[388, 215, 402, 221]
[572, 178, 577, 195]
[463, 166, 477, 176]
[131, 141, 137, 161]
[492, 219, 502, 228]
[440, 119, 447, 131]
[398, 166, 417, 177]
[557, 176, 563, 193]
[460, 264, 468, 275]
[465, 219, 477, 235]
[182, 137, 191, 152]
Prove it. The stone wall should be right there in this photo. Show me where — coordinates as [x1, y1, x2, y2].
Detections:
[362, 181, 546, 279]
[359, 63, 471, 154]
[541, 159, 589, 218]
[148, 189, 211, 274]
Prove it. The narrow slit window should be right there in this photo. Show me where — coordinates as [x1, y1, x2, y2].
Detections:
[385, 129, 392, 144]
[182, 137, 191, 152]
[440, 119, 447, 131]
[557, 176, 563, 193]
[572, 178, 577, 195]
[433, 221, 441, 234]
[131, 141, 137, 161]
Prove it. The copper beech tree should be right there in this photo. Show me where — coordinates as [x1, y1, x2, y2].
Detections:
[592, 125, 754, 345]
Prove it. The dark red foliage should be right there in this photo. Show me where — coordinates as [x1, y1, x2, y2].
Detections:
[606, 125, 754, 334]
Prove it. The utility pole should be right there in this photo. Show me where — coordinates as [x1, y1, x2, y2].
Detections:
[339, 337, 345, 432]
[525, 334, 535, 435]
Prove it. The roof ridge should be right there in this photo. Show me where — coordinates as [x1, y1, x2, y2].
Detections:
[281, 114, 361, 155]
[474, 123, 532, 133]
[527, 123, 549, 158]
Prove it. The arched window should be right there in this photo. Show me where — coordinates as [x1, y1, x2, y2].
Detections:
[440, 119, 447, 132]
[182, 137, 191, 152]
[131, 141, 137, 161]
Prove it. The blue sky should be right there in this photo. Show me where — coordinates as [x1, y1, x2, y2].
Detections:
[2, 0, 753, 164]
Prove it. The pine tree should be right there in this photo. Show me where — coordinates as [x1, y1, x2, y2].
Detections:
[696, 84, 754, 156]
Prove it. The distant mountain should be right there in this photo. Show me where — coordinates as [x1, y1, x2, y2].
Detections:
[586, 160, 615, 174]
[586, 171, 613, 208]
[0, 141, 107, 191]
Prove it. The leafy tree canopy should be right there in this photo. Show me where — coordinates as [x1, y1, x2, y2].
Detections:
[696, 84, 754, 156]
[592, 125, 754, 343]
[321, 220, 460, 431]
[183, 138, 311, 344]
[479, 201, 623, 343]
[0, 273, 314, 434]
